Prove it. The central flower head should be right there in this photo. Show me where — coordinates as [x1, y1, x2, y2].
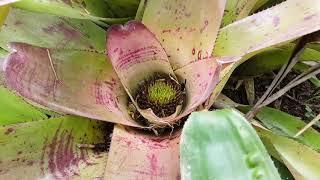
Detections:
[148, 81, 176, 105]
[135, 73, 185, 118]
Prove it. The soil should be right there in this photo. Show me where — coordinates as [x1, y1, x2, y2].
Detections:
[223, 71, 320, 124]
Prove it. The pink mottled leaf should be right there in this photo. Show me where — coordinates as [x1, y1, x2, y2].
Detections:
[175, 58, 220, 117]
[105, 125, 180, 179]
[0, 115, 110, 179]
[107, 21, 181, 126]
[4, 43, 139, 127]
[107, 21, 175, 92]
[142, 0, 226, 70]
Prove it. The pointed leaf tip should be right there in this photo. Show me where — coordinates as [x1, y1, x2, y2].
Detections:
[107, 20, 144, 37]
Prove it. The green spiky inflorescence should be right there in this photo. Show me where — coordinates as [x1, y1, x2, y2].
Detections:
[133, 73, 185, 120]
[147, 81, 177, 105]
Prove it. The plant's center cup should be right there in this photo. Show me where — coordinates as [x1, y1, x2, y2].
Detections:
[133, 73, 185, 125]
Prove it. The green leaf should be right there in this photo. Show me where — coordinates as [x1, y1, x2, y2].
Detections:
[293, 62, 320, 88]
[222, 0, 261, 27]
[253, 0, 286, 12]
[208, 0, 320, 108]
[0, 5, 9, 28]
[0, 86, 47, 126]
[234, 45, 292, 78]
[251, 0, 271, 13]
[257, 128, 320, 179]
[12, 0, 129, 24]
[106, 0, 140, 18]
[0, 47, 8, 58]
[234, 43, 320, 78]
[0, 8, 105, 52]
[180, 109, 281, 180]
[272, 157, 294, 180]
[0, 115, 110, 179]
[81, 0, 112, 18]
[301, 45, 320, 61]
[247, 107, 320, 151]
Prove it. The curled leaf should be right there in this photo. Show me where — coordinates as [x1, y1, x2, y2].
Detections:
[174, 58, 220, 117]
[107, 21, 179, 126]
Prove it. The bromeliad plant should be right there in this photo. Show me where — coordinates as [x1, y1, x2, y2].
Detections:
[1, 0, 320, 179]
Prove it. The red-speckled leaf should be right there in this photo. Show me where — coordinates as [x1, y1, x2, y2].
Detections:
[4, 43, 139, 127]
[0, 85, 48, 125]
[104, 125, 180, 179]
[107, 21, 175, 93]
[107, 21, 181, 126]
[207, 0, 320, 107]
[142, 0, 226, 70]
[0, 115, 110, 179]
[174, 58, 220, 117]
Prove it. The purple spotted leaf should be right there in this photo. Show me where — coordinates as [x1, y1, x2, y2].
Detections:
[105, 125, 181, 179]
[4, 43, 139, 127]
[0, 115, 110, 179]
[107, 20, 222, 127]
[107, 21, 181, 126]
[142, 0, 226, 70]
